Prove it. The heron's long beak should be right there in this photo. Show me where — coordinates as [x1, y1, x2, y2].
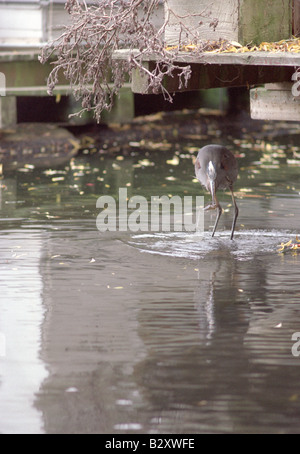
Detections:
[207, 161, 217, 205]
[206, 161, 222, 238]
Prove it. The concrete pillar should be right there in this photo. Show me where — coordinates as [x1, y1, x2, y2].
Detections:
[0, 96, 17, 129]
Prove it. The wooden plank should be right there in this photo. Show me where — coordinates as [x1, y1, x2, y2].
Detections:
[0, 51, 41, 62]
[131, 60, 294, 93]
[293, 0, 300, 36]
[115, 49, 297, 93]
[5, 85, 72, 96]
[159, 64, 294, 92]
[172, 51, 300, 67]
[250, 85, 300, 120]
[239, 0, 291, 45]
[0, 58, 67, 89]
[5, 83, 132, 96]
[164, 0, 291, 46]
[164, 0, 239, 45]
[114, 49, 300, 67]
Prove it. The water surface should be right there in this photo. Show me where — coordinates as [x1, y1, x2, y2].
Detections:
[1, 120, 300, 433]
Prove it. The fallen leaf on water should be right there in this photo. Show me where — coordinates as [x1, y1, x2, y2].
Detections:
[44, 169, 67, 176]
[137, 159, 155, 167]
[289, 394, 299, 402]
[278, 236, 300, 253]
[287, 159, 300, 166]
[166, 156, 180, 165]
[65, 387, 78, 393]
[129, 141, 141, 148]
[196, 400, 208, 407]
[18, 168, 32, 173]
[239, 188, 253, 192]
[260, 164, 280, 169]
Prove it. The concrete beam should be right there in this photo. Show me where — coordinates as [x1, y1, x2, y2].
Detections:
[250, 83, 300, 121]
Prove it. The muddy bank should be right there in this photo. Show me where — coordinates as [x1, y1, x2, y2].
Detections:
[0, 123, 79, 171]
[1, 109, 299, 173]
[68, 109, 300, 156]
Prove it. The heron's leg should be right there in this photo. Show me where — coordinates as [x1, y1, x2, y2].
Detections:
[203, 198, 222, 237]
[229, 186, 239, 240]
[204, 179, 222, 237]
[212, 202, 222, 237]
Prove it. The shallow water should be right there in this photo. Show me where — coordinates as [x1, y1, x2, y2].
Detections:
[1, 123, 300, 433]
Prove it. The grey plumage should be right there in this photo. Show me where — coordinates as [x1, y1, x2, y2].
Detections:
[195, 144, 239, 239]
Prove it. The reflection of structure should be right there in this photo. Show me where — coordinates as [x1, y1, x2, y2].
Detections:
[2, 153, 300, 432]
[0, 229, 47, 433]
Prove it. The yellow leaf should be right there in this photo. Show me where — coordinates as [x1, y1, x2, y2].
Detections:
[230, 41, 243, 48]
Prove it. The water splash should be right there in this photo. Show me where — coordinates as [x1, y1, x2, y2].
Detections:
[129, 229, 293, 261]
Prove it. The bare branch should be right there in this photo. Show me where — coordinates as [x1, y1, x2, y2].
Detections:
[40, 0, 214, 122]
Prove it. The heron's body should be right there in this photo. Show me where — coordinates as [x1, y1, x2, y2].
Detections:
[195, 144, 239, 239]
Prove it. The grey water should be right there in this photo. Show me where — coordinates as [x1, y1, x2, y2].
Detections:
[1, 121, 300, 433]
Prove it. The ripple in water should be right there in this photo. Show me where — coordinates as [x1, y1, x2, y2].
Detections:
[129, 229, 294, 261]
